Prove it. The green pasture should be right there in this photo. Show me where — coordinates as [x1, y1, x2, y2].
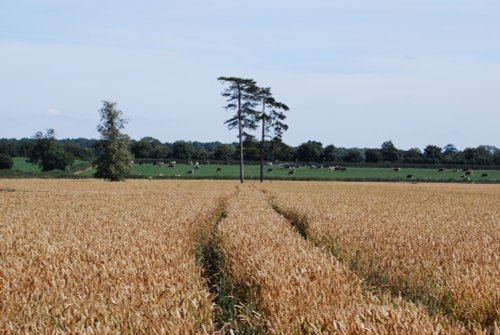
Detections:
[12, 157, 41, 173]
[0, 158, 90, 177]
[4, 159, 500, 182]
[80, 163, 500, 182]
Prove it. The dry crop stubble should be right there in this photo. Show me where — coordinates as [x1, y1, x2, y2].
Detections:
[265, 181, 500, 333]
[216, 185, 465, 334]
[0, 179, 235, 334]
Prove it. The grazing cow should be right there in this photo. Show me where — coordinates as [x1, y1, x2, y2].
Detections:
[187, 170, 193, 175]
[394, 168, 401, 172]
[438, 168, 446, 172]
[465, 170, 473, 176]
[406, 174, 413, 179]
[216, 167, 222, 172]
[168, 161, 176, 167]
[267, 168, 273, 172]
[288, 169, 296, 175]
[482, 173, 488, 177]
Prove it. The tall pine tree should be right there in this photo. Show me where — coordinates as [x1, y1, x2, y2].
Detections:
[218, 77, 259, 183]
[256, 87, 289, 182]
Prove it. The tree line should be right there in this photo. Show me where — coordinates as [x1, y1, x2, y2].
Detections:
[1, 136, 499, 170]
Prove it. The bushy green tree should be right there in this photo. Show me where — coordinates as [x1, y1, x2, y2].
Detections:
[442, 144, 462, 164]
[342, 149, 361, 163]
[321, 145, 337, 162]
[494, 150, 500, 165]
[381, 140, 399, 162]
[131, 137, 170, 159]
[0, 153, 13, 169]
[0, 139, 19, 157]
[61, 141, 94, 161]
[243, 135, 260, 161]
[423, 145, 443, 163]
[464, 146, 494, 165]
[443, 144, 458, 155]
[130, 138, 154, 159]
[404, 148, 423, 163]
[270, 138, 294, 161]
[172, 140, 194, 160]
[365, 149, 382, 163]
[295, 141, 323, 162]
[193, 148, 209, 160]
[28, 129, 73, 171]
[93, 101, 132, 181]
[212, 143, 237, 161]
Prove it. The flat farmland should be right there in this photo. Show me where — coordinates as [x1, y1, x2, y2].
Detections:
[1, 180, 498, 334]
[0, 180, 234, 334]
[122, 164, 500, 182]
[6, 158, 500, 182]
[265, 182, 500, 333]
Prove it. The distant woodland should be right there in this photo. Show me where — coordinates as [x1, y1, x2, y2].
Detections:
[1, 137, 499, 168]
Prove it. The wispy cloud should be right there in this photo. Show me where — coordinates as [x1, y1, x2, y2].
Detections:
[48, 108, 62, 116]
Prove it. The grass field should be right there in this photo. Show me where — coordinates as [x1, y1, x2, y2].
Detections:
[10, 157, 89, 175]
[1, 180, 498, 333]
[84, 163, 500, 182]
[5, 158, 500, 182]
[12, 157, 41, 173]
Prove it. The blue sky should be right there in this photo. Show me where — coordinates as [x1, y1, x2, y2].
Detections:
[1, 0, 499, 149]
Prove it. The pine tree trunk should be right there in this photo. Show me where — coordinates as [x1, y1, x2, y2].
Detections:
[238, 94, 244, 183]
[260, 105, 265, 183]
[239, 118, 244, 183]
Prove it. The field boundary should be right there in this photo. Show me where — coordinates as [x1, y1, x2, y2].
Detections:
[5, 158, 500, 183]
[3, 174, 499, 184]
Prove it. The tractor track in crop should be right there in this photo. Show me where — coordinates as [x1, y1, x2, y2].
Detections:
[196, 190, 267, 334]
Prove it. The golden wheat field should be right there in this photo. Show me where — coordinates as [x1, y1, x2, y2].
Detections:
[0, 180, 234, 334]
[264, 182, 500, 334]
[1, 179, 499, 334]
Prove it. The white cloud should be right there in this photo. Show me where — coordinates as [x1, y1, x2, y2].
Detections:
[47, 108, 62, 116]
